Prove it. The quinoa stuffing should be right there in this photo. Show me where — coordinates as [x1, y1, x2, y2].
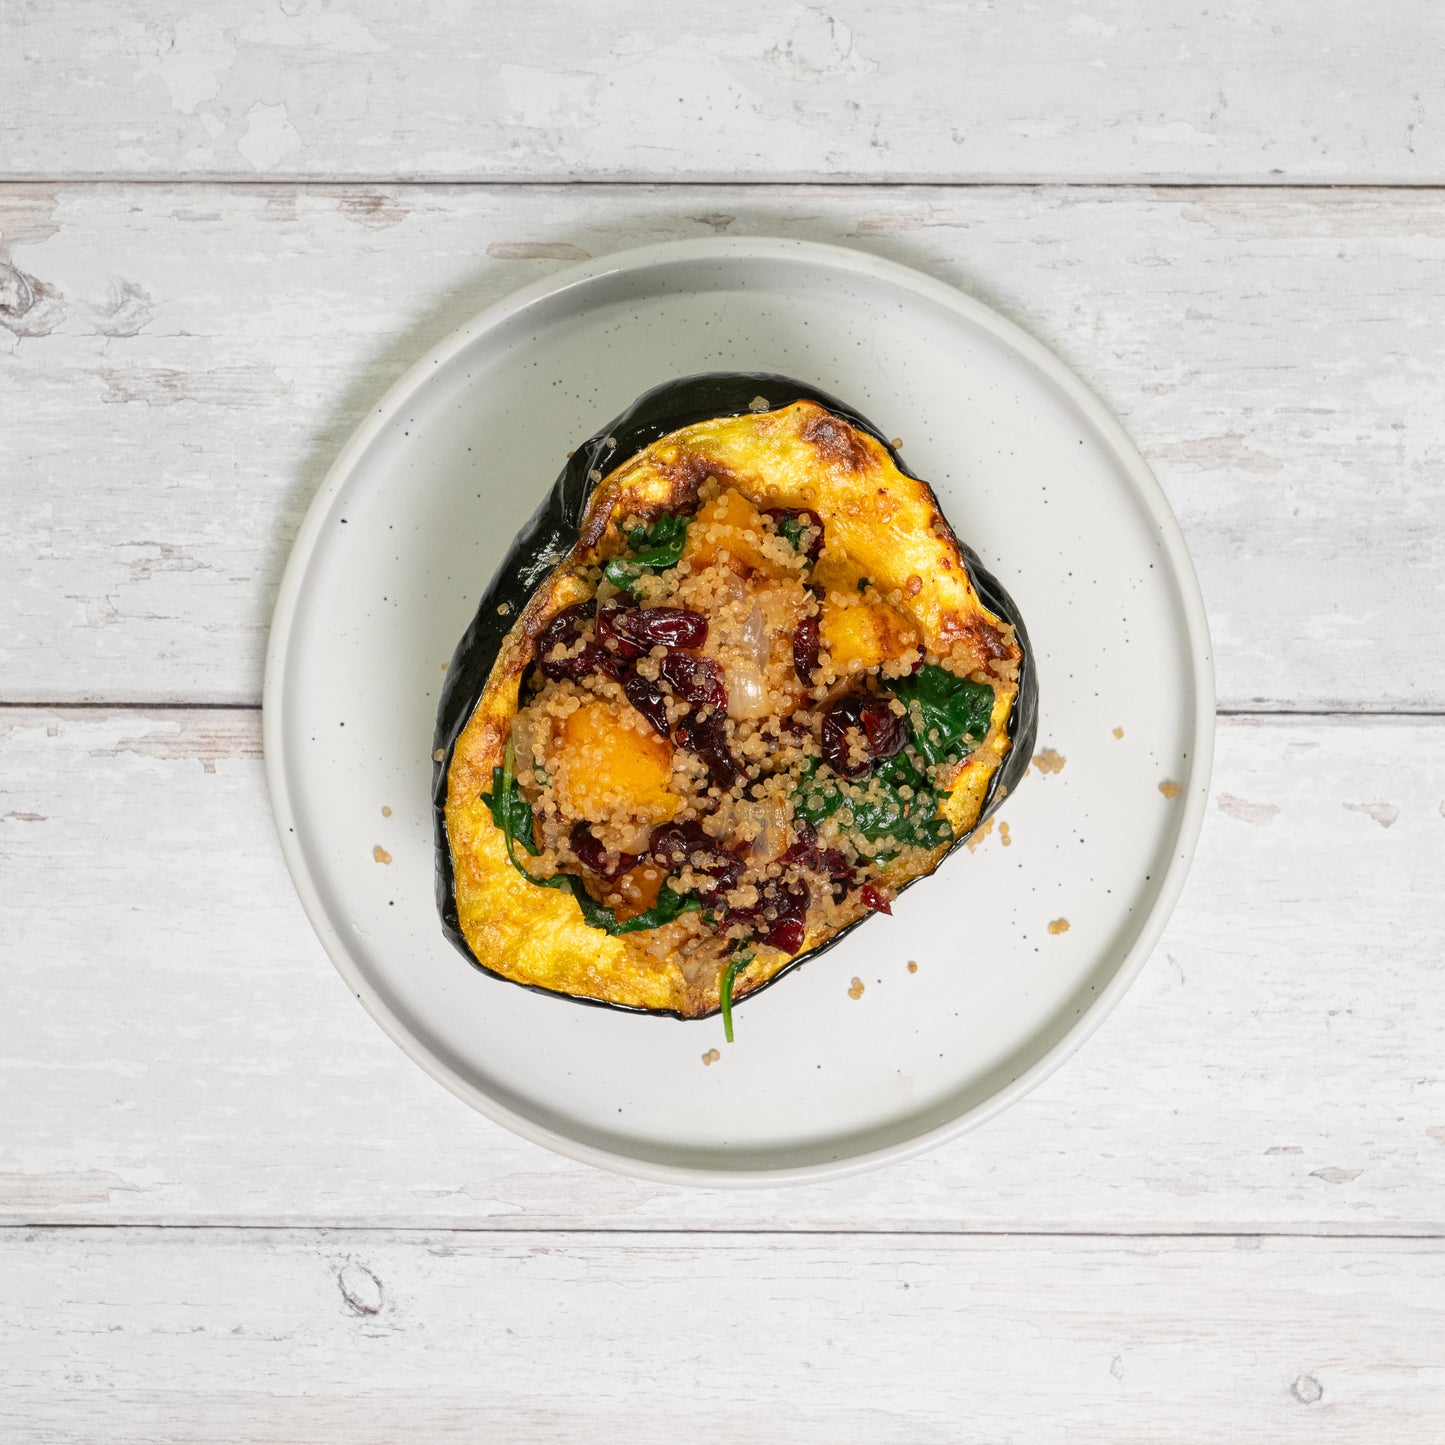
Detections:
[485, 478, 1019, 991]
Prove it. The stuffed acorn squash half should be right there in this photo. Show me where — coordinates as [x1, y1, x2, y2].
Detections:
[434, 374, 1037, 1034]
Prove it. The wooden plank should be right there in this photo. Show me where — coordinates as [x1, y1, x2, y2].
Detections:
[5, 1228, 1444, 1442]
[3, 708, 1443, 1232]
[3, 183, 1443, 709]
[2, 2, 1443, 183]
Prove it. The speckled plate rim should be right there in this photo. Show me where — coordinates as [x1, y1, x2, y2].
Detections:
[263, 236, 1215, 1188]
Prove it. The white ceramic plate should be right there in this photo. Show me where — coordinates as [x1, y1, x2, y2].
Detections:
[264, 238, 1213, 1185]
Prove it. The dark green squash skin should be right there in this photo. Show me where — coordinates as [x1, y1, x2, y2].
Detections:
[434, 373, 1039, 1020]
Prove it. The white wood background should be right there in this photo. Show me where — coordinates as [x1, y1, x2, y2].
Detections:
[4, 4, 1445, 1441]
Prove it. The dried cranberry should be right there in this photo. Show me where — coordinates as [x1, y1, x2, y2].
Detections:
[859, 882, 892, 915]
[707, 854, 746, 899]
[622, 671, 671, 738]
[601, 604, 708, 652]
[675, 712, 740, 790]
[649, 821, 711, 869]
[719, 878, 810, 955]
[535, 601, 594, 650]
[821, 699, 868, 778]
[648, 822, 743, 899]
[557, 642, 619, 682]
[765, 507, 824, 562]
[569, 823, 637, 880]
[658, 652, 727, 710]
[715, 904, 753, 936]
[821, 694, 906, 778]
[535, 602, 617, 682]
[792, 613, 821, 684]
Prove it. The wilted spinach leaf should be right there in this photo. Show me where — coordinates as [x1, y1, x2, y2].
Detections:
[890, 664, 994, 767]
[719, 951, 754, 1044]
[792, 755, 953, 853]
[776, 514, 807, 552]
[483, 761, 539, 855]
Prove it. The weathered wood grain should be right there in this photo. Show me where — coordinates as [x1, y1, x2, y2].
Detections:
[5, 1228, 1444, 1443]
[2, 2, 1443, 184]
[3, 708, 1442, 1231]
[4, 12, 1441, 1434]
[3, 183, 1443, 709]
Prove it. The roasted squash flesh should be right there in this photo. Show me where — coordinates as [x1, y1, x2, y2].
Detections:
[435, 376, 1036, 1022]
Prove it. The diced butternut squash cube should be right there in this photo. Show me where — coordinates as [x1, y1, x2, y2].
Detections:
[607, 862, 666, 922]
[820, 596, 915, 675]
[553, 700, 679, 824]
[682, 487, 792, 578]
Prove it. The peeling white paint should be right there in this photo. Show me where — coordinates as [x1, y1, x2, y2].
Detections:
[140, 15, 237, 116]
[237, 101, 303, 171]
[763, 7, 877, 80]
[1344, 802, 1400, 828]
[1069, 14, 1119, 37]
[1217, 794, 1280, 826]
[240, 9, 386, 53]
[3, 185, 1444, 707]
[1136, 120, 1221, 148]
[3, 4, 1443, 181]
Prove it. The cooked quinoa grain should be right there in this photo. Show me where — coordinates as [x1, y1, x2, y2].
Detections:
[496, 480, 1023, 983]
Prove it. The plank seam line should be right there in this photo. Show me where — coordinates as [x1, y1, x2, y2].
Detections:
[3, 177, 1445, 193]
[4, 702, 1445, 720]
[1217, 706, 1445, 718]
[0, 701, 261, 712]
[6, 1224, 1443, 1241]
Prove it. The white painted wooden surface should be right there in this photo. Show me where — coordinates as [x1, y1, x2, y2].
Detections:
[4, 184, 1444, 709]
[7, 1230, 1445, 1443]
[3, 2, 1444, 184]
[5, 2, 1445, 1435]
[3, 709, 1442, 1231]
